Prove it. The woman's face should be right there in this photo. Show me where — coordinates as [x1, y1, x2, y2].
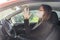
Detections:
[37, 6, 45, 18]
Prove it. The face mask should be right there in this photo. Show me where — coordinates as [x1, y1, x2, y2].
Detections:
[36, 11, 44, 18]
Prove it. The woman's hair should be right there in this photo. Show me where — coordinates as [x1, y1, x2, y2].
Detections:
[40, 4, 52, 12]
[39, 4, 52, 21]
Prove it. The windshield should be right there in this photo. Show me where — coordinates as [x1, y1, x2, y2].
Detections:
[0, 8, 15, 20]
[0, 6, 21, 20]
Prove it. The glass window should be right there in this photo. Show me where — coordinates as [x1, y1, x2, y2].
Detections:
[0, 8, 15, 20]
[0, 6, 21, 20]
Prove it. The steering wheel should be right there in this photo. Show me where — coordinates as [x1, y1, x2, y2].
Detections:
[1, 19, 30, 40]
[1, 19, 18, 39]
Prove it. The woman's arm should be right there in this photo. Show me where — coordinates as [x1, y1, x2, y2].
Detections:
[23, 7, 31, 34]
[24, 19, 29, 28]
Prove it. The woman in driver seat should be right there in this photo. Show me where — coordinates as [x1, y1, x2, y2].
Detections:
[23, 4, 58, 40]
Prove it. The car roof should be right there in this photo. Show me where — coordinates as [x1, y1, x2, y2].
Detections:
[0, 0, 60, 12]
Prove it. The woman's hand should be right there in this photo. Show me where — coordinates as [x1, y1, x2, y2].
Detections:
[23, 7, 31, 19]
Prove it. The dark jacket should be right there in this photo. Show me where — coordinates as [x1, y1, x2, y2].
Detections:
[24, 11, 59, 40]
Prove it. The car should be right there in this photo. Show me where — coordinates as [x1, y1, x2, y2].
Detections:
[0, 2, 60, 40]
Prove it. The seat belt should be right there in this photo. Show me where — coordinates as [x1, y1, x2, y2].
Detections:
[32, 20, 43, 30]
